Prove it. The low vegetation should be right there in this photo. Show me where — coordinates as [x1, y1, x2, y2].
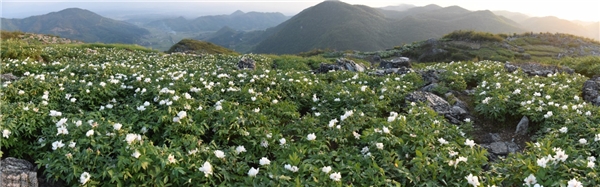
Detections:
[166, 39, 238, 55]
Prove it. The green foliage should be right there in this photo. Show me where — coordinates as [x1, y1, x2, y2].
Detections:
[166, 39, 238, 55]
[1, 42, 599, 186]
[443, 30, 505, 42]
[268, 55, 327, 71]
[543, 56, 600, 77]
[1, 30, 25, 40]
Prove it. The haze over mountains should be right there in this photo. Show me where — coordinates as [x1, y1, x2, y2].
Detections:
[2, 1, 598, 54]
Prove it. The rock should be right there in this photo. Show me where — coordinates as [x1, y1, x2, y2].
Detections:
[514, 116, 529, 136]
[379, 57, 411, 69]
[504, 62, 518, 73]
[504, 62, 574, 77]
[337, 58, 365, 72]
[315, 58, 366, 73]
[1, 73, 19, 82]
[419, 69, 444, 85]
[420, 83, 439, 92]
[488, 142, 509, 155]
[405, 91, 469, 124]
[0, 157, 38, 187]
[369, 67, 412, 76]
[238, 57, 256, 70]
[482, 141, 520, 157]
[582, 76, 600, 106]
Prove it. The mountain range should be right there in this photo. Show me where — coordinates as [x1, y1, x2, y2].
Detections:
[143, 10, 289, 32]
[2, 2, 598, 54]
[253, 1, 526, 54]
[1, 8, 150, 44]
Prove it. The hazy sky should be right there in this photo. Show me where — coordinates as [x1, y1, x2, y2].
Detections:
[2, 0, 599, 22]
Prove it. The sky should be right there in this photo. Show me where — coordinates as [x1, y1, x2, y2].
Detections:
[1, 0, 599, 22]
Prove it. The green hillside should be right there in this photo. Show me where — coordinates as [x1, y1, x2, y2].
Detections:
[166, 39, 238, 55]
[1, 8, 150, 44]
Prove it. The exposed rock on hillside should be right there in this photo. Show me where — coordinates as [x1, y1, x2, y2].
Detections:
[238, 57, 256, 70]
[583, 76, 600, 106]
[0, 157, 38, 187]
[315, 58, 366, 73]
[504, 62, 574, 76]
[405, 91, 471, 124]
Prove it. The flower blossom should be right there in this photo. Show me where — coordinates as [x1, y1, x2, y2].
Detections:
[329, 172, 341, 181]
[80, 172, 91, 185]
[198, 161, 213, 177]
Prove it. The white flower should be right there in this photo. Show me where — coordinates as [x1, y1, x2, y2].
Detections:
[465, 139, 475, 148]
[588, 156, 596, 162]
[272, 99, 278, 104]
[214, 150, 225, 158]
[125, 133, 142, 145]
[248, 167, 259, 177]
[261, 140, 269, 148]
[553, 149, 568, 162]
[567, 178, 583, 187]
[167, 154, 176, 164]
[537, 156, 550, 168]
[113, 123, 122, 130]
[543, 111, 553, 118]
[52, 140, 65, 150]
[132, 150, 141, 158]
[18, 90, 25, 95]
[322, 166, 332, 173]
[352, 131, 361, 139]
[559, 127, 568, 133]
[464, 118, 471, 123]
[595, 134, 600, 142]
[57, 126, 68, 135]
[86, 129, 94, 137]
[465, 173, 480, 187]
[69, 141, 76, 148]
[279, 138, 286, 145]
[259, 157, 270, 165]
[328, 119, 338, 128]
[80, 172, 91, 185]
[253, 108, 260, 113]
[307, 133, 316, 141]
[574, 95, 580, 101]
[251, 97, 257, 101]
[448, 150, 458, 157]
[482, 97, 491, 104]
[329, 172, 341, 181]
[315, 112, 321, 116]
[236, 145, 247, 154]
[70, 98, 77, 102]
[524, 173, 537, 186]
[284, 164, 299, 172]
[56, 118, 68, 127]
[438, 138, 448, 145]
[512, 89, 521, 94]
[137, 105, 146, 111]
[49, 110, 62, 116]
[376, 142, 384, 150]
[198, 161, 213, 177]
[579, 138, 587, 145]
[382, 126, 390, 134]
[587, 161, 595, 168]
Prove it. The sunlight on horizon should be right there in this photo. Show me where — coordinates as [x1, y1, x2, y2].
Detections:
[345, 0, 600, 22]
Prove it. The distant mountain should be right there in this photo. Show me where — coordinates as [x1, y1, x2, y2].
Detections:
[379, 4, 416, 12]
[253, 1, 525, 54]
[1, 8, 150, 44]
[492, 10, 531, 22]
[200, 26, 268, 53]
[144, 10, 289, 32]
[519, 16, 599, 40]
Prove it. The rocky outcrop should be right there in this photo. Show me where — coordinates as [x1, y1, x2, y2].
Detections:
[379, 57, 411, 69]
[405, 91, 471, 124]
[1, 157, 38, 187]
[238, 57, 256, 70]
[582, 76, 600, 106]
[1, 73, 19, 82]
[315, 58, 365, 73]
[369, 67, 412, 76]
[514, 116, 529, 136]
[504, 62, 574, 76]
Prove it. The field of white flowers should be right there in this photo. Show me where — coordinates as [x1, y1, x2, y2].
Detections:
[1, 46, 599, 186]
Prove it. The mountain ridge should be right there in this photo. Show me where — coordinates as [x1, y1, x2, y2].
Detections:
[1, 8, 150, 44]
